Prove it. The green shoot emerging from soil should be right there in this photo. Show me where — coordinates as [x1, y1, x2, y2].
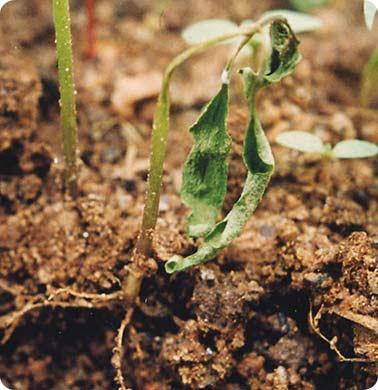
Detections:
[52, 0, 78, 197]
[164, 20, 301, 274]
[276, 131, 378, 159]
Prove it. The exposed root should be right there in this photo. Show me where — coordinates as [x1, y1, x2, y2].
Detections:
[309, 303, 371, 363]
[112, 308, 134, 390]
[0, 288, 125, 344]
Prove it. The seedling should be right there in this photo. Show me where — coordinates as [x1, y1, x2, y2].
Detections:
[276, 131, 378, 159]
[126, 14, 301, 279]
[0, 0, 79, 197]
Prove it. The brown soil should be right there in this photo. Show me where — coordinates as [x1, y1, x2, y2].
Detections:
[0, 1, 377, 389]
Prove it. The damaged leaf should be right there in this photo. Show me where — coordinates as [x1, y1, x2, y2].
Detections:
[165, 20, 301, 273]
[181, 83, 231, 238]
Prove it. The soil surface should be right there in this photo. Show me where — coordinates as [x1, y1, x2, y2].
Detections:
[0, 0, 377, 389]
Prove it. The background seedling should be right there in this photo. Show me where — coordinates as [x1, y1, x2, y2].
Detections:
[52, 0, 79, 197]
[276, 131, 378, 159]
[1, 0, 79, 197]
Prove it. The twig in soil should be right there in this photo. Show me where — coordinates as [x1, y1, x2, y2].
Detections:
[112, 308, 134, 390]
[309, 303, 371, 363]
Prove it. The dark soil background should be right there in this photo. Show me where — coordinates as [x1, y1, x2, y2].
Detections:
[0, 0, 377, 389]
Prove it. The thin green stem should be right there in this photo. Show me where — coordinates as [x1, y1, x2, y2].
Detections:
[52, 0, 78, 197]
[133, 15, 286, 260]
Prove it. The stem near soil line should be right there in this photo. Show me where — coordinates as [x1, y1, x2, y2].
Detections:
[52, 0, 78, 197]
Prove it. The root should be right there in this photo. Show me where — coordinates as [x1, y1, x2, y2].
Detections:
[0, 288, 125, 344]
[309, 303, 371, 363]
[112, 308, 134, 390]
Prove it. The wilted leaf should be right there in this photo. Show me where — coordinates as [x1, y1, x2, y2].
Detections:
[182, 19, 238, 45]
[332, 140, 378, 159]
[276, 131, 325, 153]
[364, 0, 378, 30]
[262, 9, 323, 33]
[165, 21, 300, 274]
[289, 0, 328, 12]
[181, 83, 231, 238]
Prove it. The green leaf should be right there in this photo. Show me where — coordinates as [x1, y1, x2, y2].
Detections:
[361, 50, 378, 108]
[262, 9, 323, 33]
[181, 83, 232, 238]
[289, 0, 328, 12]
[182, 19, 238, 45]
[276, 131, 325, 153]
[332, 140, 378, 159]
[263, 20, 301, 85]
[364, 0, 378, 30]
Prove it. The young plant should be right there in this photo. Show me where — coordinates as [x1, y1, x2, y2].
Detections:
[0, 0, 79, 197]
[276, 131, 378, 159]
[125, 14, 301, 285]
[52, 0, 79, 197]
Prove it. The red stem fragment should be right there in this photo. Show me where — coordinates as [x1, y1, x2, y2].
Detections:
[85, 0, 96, 58]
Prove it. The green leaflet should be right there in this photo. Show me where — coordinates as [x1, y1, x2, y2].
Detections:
[361, 50, 378, 108]
[182, 83, 231, 238]
[165, 20, 300, 274]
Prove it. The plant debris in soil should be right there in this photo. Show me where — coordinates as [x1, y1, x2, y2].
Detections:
[0, 0, 377, 389]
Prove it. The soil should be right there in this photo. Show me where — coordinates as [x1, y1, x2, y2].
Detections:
[0, 0, 377, 389]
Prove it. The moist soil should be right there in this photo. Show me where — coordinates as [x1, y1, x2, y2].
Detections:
[0, 0, 377, 389]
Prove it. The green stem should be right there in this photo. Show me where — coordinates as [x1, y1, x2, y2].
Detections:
[133, 15, 285, 260]
[52, 0, 78, 197]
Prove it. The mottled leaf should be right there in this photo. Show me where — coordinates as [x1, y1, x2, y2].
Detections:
[182, 19, 238, 45]
[276, 131, 324, 153]
[165, 20, 300, 274]
[332, 140, 378, 159]
[181, 83, 231, 238]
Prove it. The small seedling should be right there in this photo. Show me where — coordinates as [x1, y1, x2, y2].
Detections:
[1, 1, 79, 197]
[276, 131, 378, 159]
